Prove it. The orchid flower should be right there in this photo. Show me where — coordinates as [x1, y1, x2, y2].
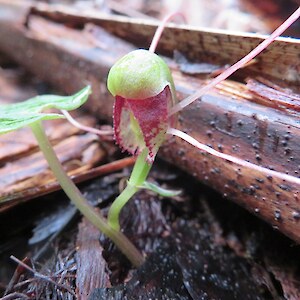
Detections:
[107, 49, 177, 162]
[106, 49, 180, 231]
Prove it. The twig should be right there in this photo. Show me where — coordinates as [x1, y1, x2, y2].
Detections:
[0, 292, 30, 300]
[9, 256, 76, 297]
[10, 278, 36, 290]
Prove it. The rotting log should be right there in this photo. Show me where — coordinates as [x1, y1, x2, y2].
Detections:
[0, 115, 105, 212]
[0, 2, 299, 243]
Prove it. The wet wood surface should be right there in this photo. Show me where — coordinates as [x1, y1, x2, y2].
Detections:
[0, 115, 106, 211]
[76, 216, 110, 299]
[0, 2, 299, 244]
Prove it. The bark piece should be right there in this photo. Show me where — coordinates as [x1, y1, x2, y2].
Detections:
[76, 216, 110, 300]
[246, 78, 300, 112]
[27, 2, 300, 85]
[0, 115, 106, 211]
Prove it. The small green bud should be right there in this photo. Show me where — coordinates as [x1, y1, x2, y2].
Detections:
[107, 49, 175, 100]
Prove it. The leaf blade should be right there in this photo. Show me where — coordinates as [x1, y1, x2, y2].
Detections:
[0, 86, 91, 134]
[0, 113, 63, 134]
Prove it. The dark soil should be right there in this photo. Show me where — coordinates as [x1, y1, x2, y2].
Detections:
[1, 159, 299, 299]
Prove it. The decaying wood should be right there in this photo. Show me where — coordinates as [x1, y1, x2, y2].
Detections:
[0, 133, 101, 191]
[76, 216, 110, 299]
[25, 2, 300, 85]
[0, 68, 37, 104]
[0, 116, 96, 163]
[0, 2, 299, 244]
[0, 115, 106, 210]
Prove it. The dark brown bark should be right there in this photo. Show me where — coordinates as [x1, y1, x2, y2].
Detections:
[0, 2, 299, 243]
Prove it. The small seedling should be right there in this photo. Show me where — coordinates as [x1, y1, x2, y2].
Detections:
[0, 87, 143, 267]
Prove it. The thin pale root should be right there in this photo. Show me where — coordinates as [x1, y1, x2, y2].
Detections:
[61, 110, 113, 136]
[168, 128, 300, 186]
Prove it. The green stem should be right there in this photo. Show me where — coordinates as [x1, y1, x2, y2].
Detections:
[108, 148, 152, 231]
[30, 120, 144, 267]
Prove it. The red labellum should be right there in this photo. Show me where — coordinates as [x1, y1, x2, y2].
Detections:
[114, 86, 172, 162]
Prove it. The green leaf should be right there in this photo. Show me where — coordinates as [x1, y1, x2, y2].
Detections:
[0, 86, 91, 134]
[139, 181, 181, 197]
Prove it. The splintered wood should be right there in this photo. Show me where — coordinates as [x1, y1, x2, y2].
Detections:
[76, 216, 110, 299]
[0, 115, 106, 211]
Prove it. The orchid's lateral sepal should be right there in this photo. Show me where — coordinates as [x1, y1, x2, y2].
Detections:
[107, 49, 176, 162]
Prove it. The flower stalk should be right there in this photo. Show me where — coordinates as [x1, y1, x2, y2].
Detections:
[108, 148, 152, 231]
[30, 120, 144, 267]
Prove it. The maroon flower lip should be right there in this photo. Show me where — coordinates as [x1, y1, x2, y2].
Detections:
[113, 86, 172, 162]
